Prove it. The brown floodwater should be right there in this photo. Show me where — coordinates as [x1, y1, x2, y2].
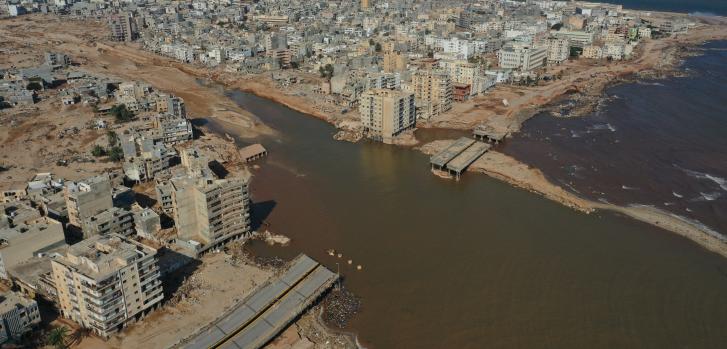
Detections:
[204, 91, 727, 349]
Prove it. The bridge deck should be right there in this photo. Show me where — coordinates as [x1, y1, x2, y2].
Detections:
[181, 255, 337, 349]
[446, 142, 491, 174]
[430, 137, 475, 168]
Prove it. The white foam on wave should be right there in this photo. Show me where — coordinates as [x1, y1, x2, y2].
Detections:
[672, 191, 684, 198]
[621, 185, 639, 190]
[590, 123, 617, 132]
[697, 192, 722, 201]
[676, 166, 727, 192]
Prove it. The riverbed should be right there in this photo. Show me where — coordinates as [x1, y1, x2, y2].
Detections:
[206, 91, 727, 349]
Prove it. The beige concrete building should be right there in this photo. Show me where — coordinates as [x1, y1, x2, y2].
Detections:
[0, 218, 66, 280]
[51, 234, 163, 338]
[382, 51, 407, 73]
[359, 89, 416, 143]
[412, 70, 453, 120]
[582, 45, 603, 59]
[64, 174, 113, 228]
[150, 113, 193, 145]
[171, 176, 252, 251]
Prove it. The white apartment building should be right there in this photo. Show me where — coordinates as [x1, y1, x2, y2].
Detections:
[546, 38, 570, 64]
[497, 43, 548, 72]
[359, 89, 416, 143]
[551, 30, 594, 47]
[51, 234, 163, 338]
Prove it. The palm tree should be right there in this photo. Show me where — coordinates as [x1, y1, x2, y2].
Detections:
[47, 326, 69, 349]
[69, 327, 92, 345]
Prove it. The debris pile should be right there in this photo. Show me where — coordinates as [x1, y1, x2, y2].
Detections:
[321, 287, 361, 329]
[168, 276, 209, 307]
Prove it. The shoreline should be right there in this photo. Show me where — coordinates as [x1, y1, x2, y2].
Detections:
[418, 141, 727, 258]
[212, 30, 727, 258]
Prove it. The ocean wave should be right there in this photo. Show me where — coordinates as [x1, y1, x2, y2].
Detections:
[696, 192, 722, 201]
[621, 185, 639, 190]
[590, 123, 617, 132]
[675, 165, 727, 191]
[637, 81, 665, 87]
[672, 191, 684, 198]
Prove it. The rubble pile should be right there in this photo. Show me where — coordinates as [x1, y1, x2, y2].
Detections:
[321, 287, 361, 329]
[168, 275, 209, 306]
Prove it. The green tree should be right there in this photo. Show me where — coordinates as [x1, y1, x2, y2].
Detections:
[108, 146, 124, 162]
[91, 145, 107, 157]
[110, 104, 134, 123]
[569, 46, 583, 58]
[26, 82, 43, 91]
[47, 326, 69, 349]
[375, 42, 382, 52]
[319, 64, 334, 80]
[107, 130, 119, 147]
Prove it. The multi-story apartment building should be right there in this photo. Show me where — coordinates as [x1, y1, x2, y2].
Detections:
[165, 95, 186, 118]
[546, 38, 570, 64]
[412, 70, 453, 119]
[82, 207, 135, 238]
[497, 43, 548, 72]
[382, 51, 407, 73]
[0, 291, 41, 344]
[582, 45, 603, 59]
[171, 176, 252, 250]
[150, 113, 193, 145]
[121, 134, 177, 182]
[551, 30, 594, 48]
[359, 88, 416, 143]
[108, 14, 138, 42]
[64, 174, 114, 228]
[51, 234, 163, 338]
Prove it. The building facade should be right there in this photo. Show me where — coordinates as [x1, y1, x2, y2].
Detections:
[171, 176, 252, 249]
[411, 70, 453, 119]
[0, 291, 41, 344]
[359, 88, 416, 143]
[64, 174, 114, 228]
[497, 43, 548, 72]
[51, 234, 163, 338]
